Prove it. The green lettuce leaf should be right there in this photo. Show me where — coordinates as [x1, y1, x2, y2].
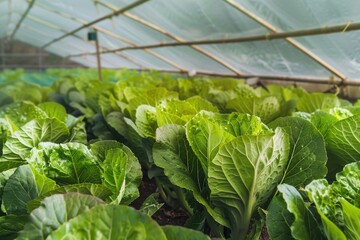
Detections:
[226, 96, 281, 123]
[102, 148, 127, 204]
[310, 111, 338, 137]
[184, 96, 219, 113]
[37, 102, 67, 122]
[326, 107, 353, 120]
[208, 128, 290, 239]
[267, 196, 294, 240]
[135, 105, 158, 138]
[18, 193, 104, 240]
[326, 115, 360, 170]
[340, 198, 360, 240]
[156, 100, 198, 127]
[219, 112, 271, 137]
[267, 184, 325, 240]
[162, 225, 210, 240]
[2, 165, 57, 215]
[47, 205, 167, 240]
[90, 140, 124, 162]
[0, 215, 28, 240]
[306, 162, 360, 235]
[98, 90, 124, 117]
[106, 111, 153, 165]
[64, 115, 88, 144]
[0, 102, 47, 133]
[268, 117, 327, 187]
[90, 140, 142, 205]
[126, 87, 178, 119]
[153, 124, 226, 226]
[0, 168, 15, 207]
[1, 118, 70, 162]
[28, 142, 102, 184]
[186, 111, 234, 175]
[317, 206, 347, 240]
[27, 183, 112, 211]
[297, 93, 340, 113]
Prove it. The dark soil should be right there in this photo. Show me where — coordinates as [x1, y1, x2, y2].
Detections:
[152, 204, 189, 226]
[247, 221, 270, 240]
[130, 172, 157, 210]
[261, 226, 270, 240]
[130, 169, 189, 226]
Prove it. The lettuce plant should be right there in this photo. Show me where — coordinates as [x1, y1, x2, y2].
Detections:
[154, 111, 290, 239]
[267, 162, 360, 240]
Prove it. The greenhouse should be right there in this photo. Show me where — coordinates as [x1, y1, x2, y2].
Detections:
[0, 0, 360, 239]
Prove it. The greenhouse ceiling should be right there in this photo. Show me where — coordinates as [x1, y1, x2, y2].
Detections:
[1, 0, 360, 84]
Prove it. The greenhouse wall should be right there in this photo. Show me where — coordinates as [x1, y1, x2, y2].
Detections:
[0, 40, 83, 70]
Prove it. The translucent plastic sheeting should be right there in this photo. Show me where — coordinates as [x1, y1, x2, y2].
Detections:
[123, 0, 330, 77]
[121, 50, 178, 71]
[15, 29, 55, 48]
[54, 36, 96, 54]
[94, 13, 234, 74]
[99, 0, 266, 74]
[201, 40, 331, 77]
[13, 32, 79, 62]
[0, 2, 9, 37]
[36, 0, 114, 24]
[1, 13, 22, 38]
[97, 15, 172, 46]
[71, 55, 99, 68]
[46, 45, 80, 59]
[0, 15, 8, 38]
[231, 0, 360, 79]
[15, 28, 90, 56]
[126, 0, 267, 40]
[233, 0, 360, 30]
[152, 46, 234, 74]
[22, 18, 66, 39]
[29, 6, 83, 32]
[70, 54, 139, 69]
[0, 2, 7, 15]
[1, 0, 27, 36]
[296, 32, 360, 80]
[99, 54, 140, 69]
[104, 0, 138, 9]
[15, 29, 87, 65]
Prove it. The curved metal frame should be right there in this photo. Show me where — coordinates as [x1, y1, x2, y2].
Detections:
[2, 0, 360, 83]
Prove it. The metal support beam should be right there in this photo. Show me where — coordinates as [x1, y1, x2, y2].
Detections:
[9, 0, 35, 40]
[223, 0, 348, 82]
[93, 30, 103, 81]
[31, 0, 185, 71]
[95, 0, 243, 75]
[79, 21, 360, 56]
[41, 0, 149, 49]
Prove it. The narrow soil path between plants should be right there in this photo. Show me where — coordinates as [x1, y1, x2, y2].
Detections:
[130, 169, 189, 226]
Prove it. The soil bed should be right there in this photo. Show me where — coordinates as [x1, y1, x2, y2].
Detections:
[130, 169, 189, 226]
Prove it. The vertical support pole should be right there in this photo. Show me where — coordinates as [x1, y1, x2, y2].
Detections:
[38, 48, 42, 71]
[94, 30, 103, 81]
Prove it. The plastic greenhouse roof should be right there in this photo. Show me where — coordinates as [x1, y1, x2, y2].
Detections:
[1, 0, 360, 84]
